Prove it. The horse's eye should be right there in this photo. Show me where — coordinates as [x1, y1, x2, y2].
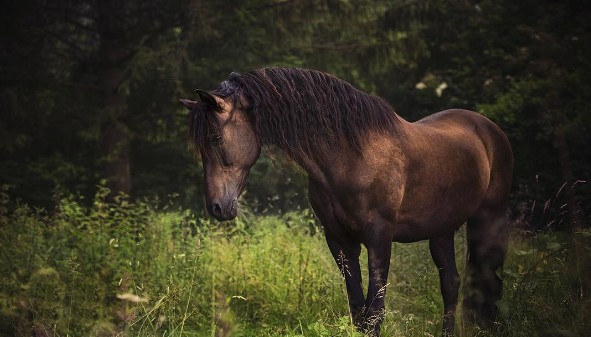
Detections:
[211, 135, 223, 146]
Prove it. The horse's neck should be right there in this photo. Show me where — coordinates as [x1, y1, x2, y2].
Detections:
[289, 152, 327, 185]
[283, 139, 360, 188]
[281, 122, 411, 190]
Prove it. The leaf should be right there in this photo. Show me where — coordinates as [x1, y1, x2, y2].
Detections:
[116, 293, 149, 303]
[514, 249, 535, 256]
[495, 299, 510, 317]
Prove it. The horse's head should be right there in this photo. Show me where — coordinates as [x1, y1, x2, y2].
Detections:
[181, 89, 260, 221]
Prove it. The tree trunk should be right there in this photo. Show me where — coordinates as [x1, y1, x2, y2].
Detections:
[98, 0, 131, 197]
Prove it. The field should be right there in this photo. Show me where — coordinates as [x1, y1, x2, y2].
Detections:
[1, 187, 589, 337]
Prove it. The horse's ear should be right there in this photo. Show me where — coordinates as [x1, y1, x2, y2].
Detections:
[195, 89, 221, 111]
[179, 99, 199, 110]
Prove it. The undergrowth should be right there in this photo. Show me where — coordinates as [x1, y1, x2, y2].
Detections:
[0, 185, 589, 336]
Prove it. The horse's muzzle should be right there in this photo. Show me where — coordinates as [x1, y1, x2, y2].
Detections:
[209, 199, 238, 221]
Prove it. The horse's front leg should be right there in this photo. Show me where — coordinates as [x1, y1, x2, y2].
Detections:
[325, 235, 365, 324]
[308, 181, 365, 326]
[364, 232, 393, 336]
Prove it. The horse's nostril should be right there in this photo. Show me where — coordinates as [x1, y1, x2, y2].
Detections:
[212, 203, 222, 217]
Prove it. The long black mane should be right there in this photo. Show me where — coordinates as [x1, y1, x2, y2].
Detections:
[189, 67, 400, 158]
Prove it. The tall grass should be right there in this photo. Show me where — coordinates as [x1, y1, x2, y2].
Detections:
[0, 186, 589, 336]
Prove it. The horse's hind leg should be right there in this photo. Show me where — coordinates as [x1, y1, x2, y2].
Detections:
[464, 205, 508, 328]
[430, 234, 461, 336]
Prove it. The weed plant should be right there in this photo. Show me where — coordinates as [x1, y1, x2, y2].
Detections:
[0, 185, 589, 336]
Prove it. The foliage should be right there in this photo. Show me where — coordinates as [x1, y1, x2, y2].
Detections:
[1, 190, 589, 336]
[1, 0, 589, 225]
[1, 1, 590, 335]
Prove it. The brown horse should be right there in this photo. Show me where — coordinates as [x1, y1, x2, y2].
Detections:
[181, 68, 513, 336]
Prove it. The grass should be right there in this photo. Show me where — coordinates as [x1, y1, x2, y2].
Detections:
[0, 186, 589, 336]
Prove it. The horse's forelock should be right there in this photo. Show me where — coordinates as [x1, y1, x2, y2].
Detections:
[188, 102, 220, 159]
[188, 80, 244, 158]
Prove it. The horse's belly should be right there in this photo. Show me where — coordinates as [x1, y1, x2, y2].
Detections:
[393, 189, 486, 242]
[391, 216, 466, 243]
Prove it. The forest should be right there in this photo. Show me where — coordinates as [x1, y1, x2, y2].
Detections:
[0, 0, 590, 336]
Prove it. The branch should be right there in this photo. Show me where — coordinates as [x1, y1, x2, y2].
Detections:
[123, 14, 184, 46]
[60, 16, 99, 34]
[247, 0, 296, 11]
[42, 28, 91, 55]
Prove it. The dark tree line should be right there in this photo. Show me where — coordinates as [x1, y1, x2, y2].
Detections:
[1, 0, 589, 228]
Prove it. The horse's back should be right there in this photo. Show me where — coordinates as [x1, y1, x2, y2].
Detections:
[415, 109, 500, 136]
[415, 109, 511, 160]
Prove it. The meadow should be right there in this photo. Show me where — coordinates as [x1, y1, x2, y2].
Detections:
[0, 186, 589, 337]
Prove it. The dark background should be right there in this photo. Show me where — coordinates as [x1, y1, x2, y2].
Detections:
[1, 0, 589, 229]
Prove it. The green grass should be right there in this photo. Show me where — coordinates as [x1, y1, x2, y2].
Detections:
[0, 187, 589, 336]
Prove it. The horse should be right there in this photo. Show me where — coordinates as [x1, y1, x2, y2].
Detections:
[180, 67, 513, 336]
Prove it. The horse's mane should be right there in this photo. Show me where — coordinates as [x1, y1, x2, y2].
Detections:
[189, 67, 400, 159]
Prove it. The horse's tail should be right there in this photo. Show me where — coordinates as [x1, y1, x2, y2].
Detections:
[463, 120, 512, 327]
[464, 204, 508, 327]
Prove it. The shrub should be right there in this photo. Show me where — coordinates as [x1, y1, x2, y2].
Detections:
[0, 185, 589, 336]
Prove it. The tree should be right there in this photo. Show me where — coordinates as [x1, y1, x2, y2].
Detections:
[1, 0, 589, 226]
[1, 0, 211, 205]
